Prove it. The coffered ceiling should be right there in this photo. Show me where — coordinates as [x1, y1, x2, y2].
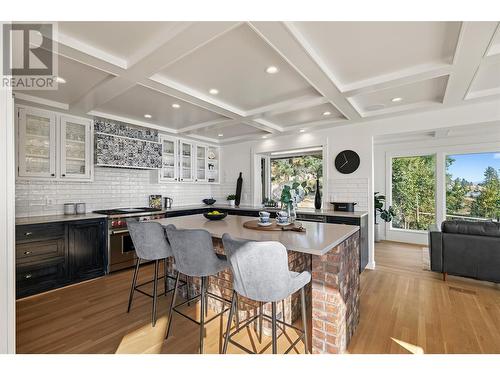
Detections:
[14, 21, 500, 144]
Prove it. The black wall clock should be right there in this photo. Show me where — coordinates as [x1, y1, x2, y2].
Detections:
[334, 150, 360, 174]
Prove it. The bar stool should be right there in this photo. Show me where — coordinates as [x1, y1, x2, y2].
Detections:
[126, 220, 184, 327]
[164, 226, 231, 354]
[221, 233, 310, 354]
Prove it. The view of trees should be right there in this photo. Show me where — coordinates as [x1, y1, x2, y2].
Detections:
[391, 153, 500, 232]
[391, 155, 436, 230]
[270, 154, 322, 208]
[446, 157, 500, 221]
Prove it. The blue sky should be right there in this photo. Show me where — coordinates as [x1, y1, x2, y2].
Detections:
[447, 152, 500, 183]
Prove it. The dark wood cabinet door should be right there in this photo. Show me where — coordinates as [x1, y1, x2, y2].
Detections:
[68, 219, 106, 282]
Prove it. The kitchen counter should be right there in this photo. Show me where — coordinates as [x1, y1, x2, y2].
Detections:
[15, 213, 108, 226]
[163, 203, 368, 218]
[153, 213, 360, 354]
[154, 214, 359, 256]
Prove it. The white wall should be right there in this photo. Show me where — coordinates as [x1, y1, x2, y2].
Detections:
[0, 23, 16, 354]
[219, 98, 500, 268]
[374, 128, 500, 244]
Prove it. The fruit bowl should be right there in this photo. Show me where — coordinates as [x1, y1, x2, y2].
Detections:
[203, 211, 227, 220]
[202, 198, 216, 205]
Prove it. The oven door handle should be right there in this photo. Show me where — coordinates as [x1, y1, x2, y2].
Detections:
[110, 229, 129, 235]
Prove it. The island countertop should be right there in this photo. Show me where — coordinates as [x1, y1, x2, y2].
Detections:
[153, 214, 359, 256]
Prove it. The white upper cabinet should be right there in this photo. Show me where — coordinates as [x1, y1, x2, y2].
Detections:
[17, 107, 57, 178]
[179, 140, 194, 182]
[159, 134, 179, 182]
[195, 144, 208, 182]
[16, 106, 93, 181]
[60, 116, 93, 180]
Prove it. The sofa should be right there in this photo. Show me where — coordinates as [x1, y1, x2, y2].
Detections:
[429, 220, 500, 283]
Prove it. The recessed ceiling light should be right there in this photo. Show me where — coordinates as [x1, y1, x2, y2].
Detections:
[262, 135, 268, 139]
[209, 88, 219, 95]
[299, 129, 306, 133]
[391, 97, 403, 103]
[55, 76, 66, 84]
[322, 111, 331, 116]
[266, 66, 279, 74]
[144, 114, 152, 119]
[218, 133, 224, 137]
[171, 103, 180, 109]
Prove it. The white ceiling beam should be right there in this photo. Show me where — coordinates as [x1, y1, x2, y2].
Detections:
[244, 93, 328, 118]
[69, 22, 240, 115]
[342, 64, 452, 97]
[444, 22, 499, 104]
[177, 119, 238, 134]
[245, 119, 283, 133]
[14, 93, 69, 111]
[248, 22, 361, 120]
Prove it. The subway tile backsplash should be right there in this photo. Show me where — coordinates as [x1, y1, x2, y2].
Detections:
[16, 167, 213, 217]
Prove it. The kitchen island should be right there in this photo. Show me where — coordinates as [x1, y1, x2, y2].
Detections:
[154, 214, 360, 354]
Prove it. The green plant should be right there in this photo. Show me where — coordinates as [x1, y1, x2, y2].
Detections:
[374, 192, 394, 224]
[226, 194, 236, 200]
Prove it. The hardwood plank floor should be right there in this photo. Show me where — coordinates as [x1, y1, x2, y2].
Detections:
[16, 241, 500, 354]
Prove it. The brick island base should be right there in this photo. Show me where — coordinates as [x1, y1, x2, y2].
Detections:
[165, 231, 360, 354]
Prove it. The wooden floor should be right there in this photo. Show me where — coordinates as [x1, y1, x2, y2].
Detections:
[16, 241, 500, 354]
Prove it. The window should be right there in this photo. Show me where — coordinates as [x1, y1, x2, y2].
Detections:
[446, 152, 500, 221]
[391, 155, 436, 230]
[269, 153, 322, 208]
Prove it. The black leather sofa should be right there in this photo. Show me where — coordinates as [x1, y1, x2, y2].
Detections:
[429, 220, 500, 283]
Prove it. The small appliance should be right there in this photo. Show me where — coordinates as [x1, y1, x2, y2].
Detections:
[164, 197, 173, 209]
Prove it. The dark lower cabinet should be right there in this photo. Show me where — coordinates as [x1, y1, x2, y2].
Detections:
[68, 220, 107, 282]
[16, 218, 106, 299]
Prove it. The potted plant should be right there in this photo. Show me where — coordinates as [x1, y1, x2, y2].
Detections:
[226, 194, 236, 207]
[374, 192, 395, 242]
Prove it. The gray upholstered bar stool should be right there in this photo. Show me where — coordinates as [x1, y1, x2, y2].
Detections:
[221, 234, 311, 354]
[164, 226, 231, 354]
[126, 220, 185, 327]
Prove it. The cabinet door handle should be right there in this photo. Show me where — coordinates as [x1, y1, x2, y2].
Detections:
[24, 273, 32, 279]
[51, 173, 55, 177]
[24, 251, 32, 255]
[24, 232, 33, 236]
[62, 174, 66, 177]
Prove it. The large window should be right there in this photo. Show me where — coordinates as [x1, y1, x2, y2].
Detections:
[391, 155, 436, 230]
[269, 153, 322, 208]
[446, 152, 500, 221]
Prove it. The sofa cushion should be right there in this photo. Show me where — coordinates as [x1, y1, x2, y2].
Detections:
[441, 220, 500, 238]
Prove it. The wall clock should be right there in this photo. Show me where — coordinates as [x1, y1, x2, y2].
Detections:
[334, 150, 360, 174]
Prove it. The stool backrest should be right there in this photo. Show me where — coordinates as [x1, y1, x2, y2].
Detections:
[166, 227, 222, 277]
[222, 233, 292, 302]
[126, 219, 173, 261]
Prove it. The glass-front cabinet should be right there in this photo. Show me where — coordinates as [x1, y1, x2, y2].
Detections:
[179, 141, 194, 182]
[17, 106, 93, 181]
[18, 107, 57, 178]
[60, 116, 92, 179]
[195, 144, 208, 182]
[159, 135, 178, 182]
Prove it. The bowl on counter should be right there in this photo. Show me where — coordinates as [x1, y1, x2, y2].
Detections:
[202, 198, 216, 205]
[203, 211, 227, 221]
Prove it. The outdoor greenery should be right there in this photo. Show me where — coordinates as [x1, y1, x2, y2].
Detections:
[391, 155, 436, 230]
[391, 154, 500, 232]
[446, 157, 500, 221]
[270, 154, 322, 208]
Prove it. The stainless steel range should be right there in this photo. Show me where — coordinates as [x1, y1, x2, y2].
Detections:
[93, 207, 166, 272]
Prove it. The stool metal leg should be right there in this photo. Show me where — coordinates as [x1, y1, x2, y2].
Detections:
[222, 291, 237, 354]
[166, 271, 181, 340]
[204, 277, 209, 317]
[235, 293, 240, 329]
[271, 302, 277, 354]
[300, 287, 309, 353]
[164, 258, 168, 296]
[152, 260, 159, 327]
[259, 302, 263, 343]
[186, 276, 191, 306]
[127, 258, 141, 313]
[199, 276, 206, 354]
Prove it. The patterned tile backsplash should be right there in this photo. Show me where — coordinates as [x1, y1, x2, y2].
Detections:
[16, 167, 213, 217]
[94, 118, 158, 142]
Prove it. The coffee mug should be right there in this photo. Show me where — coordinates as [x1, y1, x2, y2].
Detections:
[259, 211, 270, 218]
[259, 216, 270, 223]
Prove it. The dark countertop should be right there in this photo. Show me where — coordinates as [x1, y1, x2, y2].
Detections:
[16, 213, 108, 226]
